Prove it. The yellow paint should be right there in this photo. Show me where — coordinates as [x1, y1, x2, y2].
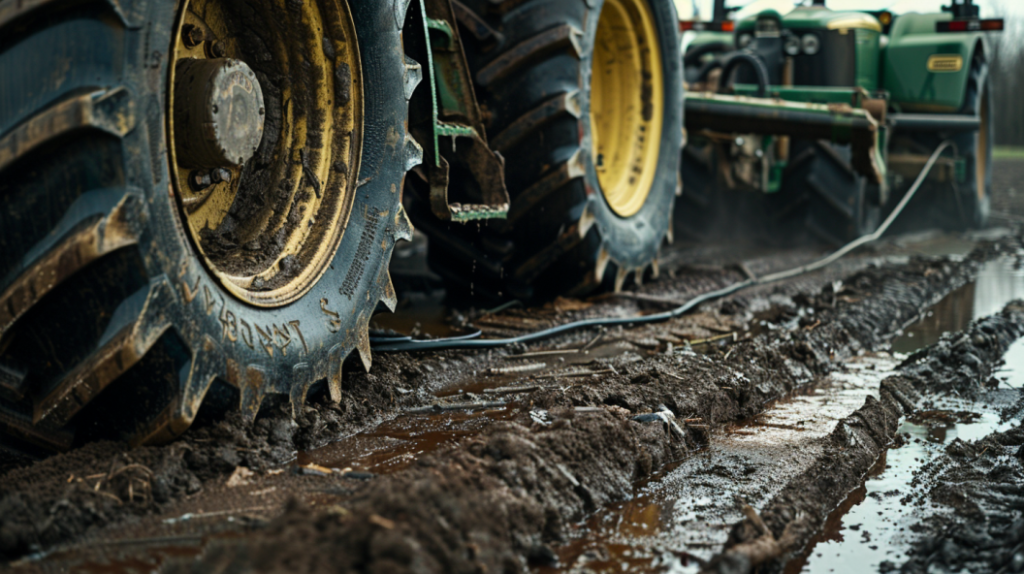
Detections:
[827, 14, 882, 33]
[927, 54, 964, 73]
[591, 0, 664, 218]
[168, 0, 364, 308]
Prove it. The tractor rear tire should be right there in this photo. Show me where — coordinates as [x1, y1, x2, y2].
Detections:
[892, 55, 992, 231]
[774, 140, 879, 246]
[415, 0, 682, 303]
[0, 0, 418, 455]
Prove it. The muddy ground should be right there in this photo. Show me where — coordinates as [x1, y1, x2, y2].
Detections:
[3, 159, 1024, 573]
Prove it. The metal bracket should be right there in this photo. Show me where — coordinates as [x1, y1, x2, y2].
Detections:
[407, 0, 509, 223]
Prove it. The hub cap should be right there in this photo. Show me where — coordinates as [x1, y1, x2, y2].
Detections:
[169, 0, 363, 307]
[590, 0, 665, 218]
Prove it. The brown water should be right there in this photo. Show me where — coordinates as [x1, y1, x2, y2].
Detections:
[298, 405, 520, 475]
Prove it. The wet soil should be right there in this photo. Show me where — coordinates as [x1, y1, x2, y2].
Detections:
[2, 231, 1023, 572]
[704, 301, 1024, 573]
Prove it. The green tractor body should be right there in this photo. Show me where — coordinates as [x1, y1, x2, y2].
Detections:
[680, 0, 1000, 243]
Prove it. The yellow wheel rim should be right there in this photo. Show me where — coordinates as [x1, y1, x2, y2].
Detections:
[591, 0, 664, 218]
[168, 0, 363, 307]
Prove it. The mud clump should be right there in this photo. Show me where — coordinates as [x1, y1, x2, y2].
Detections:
[0, 353, 448, 560]
[704, 301, 1024, 574]
[880, 424, 1024, 574]
[163, 408, 686, 574]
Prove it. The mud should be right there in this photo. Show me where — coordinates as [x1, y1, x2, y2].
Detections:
[704, 301, 1024, 573]
[883, 424, 1024, 573]
[2, 234, 1021, 569]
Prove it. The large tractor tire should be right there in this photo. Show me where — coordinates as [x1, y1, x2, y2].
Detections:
[893, 53, 992, 231]
[774, 140, 880, 246]
[0, 0, 420, 454]
[416, 0, 683, 302]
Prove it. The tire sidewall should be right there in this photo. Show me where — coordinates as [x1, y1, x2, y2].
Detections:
[579, 0, 682, 270]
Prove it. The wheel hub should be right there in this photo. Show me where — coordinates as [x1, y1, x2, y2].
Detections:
[168, 0, 364, 308]
[173, 57, 265, 169]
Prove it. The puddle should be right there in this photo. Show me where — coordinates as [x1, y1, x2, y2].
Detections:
[298, 405, 519, 475]
[538, 355, 897, 574]
[371, 291, 460, 338]
[892, 257, 1024, 354]
[786, 398, 1016, 573]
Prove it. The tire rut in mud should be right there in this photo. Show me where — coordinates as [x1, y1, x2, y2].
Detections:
[703, 300, 1024, 574]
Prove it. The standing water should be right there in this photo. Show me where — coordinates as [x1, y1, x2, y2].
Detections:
[789, 256, 1024, 572]
[539, 257, 1024, 573]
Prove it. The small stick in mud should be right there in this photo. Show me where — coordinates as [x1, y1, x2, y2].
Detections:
[405, 401, 507, 414]
[483, 385, 543, 395]
[534, 367, 618, 380]
[690, 332, 738, 346]
[487, 362, 546, 375]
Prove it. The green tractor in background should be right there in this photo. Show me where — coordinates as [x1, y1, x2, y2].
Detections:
[677, 0, 1001, 245]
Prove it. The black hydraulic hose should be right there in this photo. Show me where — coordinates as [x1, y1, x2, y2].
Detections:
[719, 52, 770, 97]
[372, 141, 954, 353]
[684, 41, 732, 68]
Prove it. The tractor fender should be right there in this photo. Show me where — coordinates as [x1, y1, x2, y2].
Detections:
[882, 12, 988, 113]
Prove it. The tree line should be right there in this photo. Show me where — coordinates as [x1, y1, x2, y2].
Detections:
[990, 16, 1023, 146]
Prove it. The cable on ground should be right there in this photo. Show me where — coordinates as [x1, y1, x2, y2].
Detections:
[372, 141, 953, 353]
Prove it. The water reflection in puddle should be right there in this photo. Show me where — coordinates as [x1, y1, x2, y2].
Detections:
[892, 257, 1024, 356]
[789, 256, 1024, 573]
[788, 402, 1015, 573]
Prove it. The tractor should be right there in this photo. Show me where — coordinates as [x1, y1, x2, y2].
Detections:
[678, 0, 1000, 245]
[0, 0, 682, 452]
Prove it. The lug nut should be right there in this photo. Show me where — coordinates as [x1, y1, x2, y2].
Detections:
[182, 24, 204, 48]
[189, 168, 233, 191]
[211, 168, 232, 184]
[206, 40, 227, 58]
[190, 170, 213, 191]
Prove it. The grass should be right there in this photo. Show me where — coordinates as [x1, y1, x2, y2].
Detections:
[995, 146, 1024, 160]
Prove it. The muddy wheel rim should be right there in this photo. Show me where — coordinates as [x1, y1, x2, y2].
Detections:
[168, 0, 363, 307]
[590, 0, 664, 219]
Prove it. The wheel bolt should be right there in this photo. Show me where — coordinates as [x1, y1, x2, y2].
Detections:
[189, 168, 233, 191]
[211, 168, 232, 184]
[182, 24, 204, 48]
[190, 170, 213, 191]
[206, 40, 227, 58]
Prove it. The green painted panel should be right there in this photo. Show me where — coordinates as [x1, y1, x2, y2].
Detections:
[882, 13, 980, 111]
[732, 85, 860, 104]
[854, 28, 880, 92]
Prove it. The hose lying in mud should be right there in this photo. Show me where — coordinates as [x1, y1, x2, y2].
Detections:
[372, 142, 954, 353]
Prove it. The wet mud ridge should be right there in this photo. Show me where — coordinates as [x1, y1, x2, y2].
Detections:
[705, 300, 1024, 574]
[1, 236, 1021, 571]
